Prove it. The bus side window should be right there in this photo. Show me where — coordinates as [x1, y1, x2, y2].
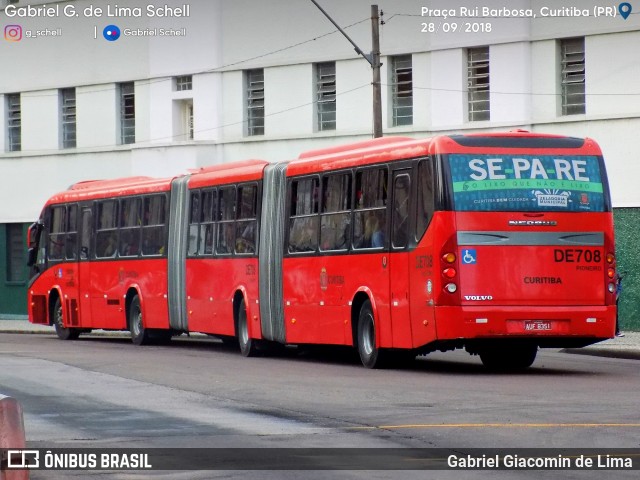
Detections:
[353, 168, 387, 250]
[199, 189, 216, 255]
[392, 174, 411, 249]
[320, 173, 351, 251]
[288, 177, 319, 253]
[119, 197, 141, 257]
[80, 208, 92, 260]
[188, 191, 200, 256]
[66, 204, 78, 260]
[416, 158, 435, 241]
[141, 195, 166, 256]
[236, 184, 257, 255]
[216, 187, 236, 255]
[48, 206, 66, 261]
[96, 200, 118, 258]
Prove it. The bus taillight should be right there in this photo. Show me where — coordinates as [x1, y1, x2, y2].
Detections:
[606, 253, 615, 264]
[442, 252, 456, 264]
[445, 283, 457, 293]
[443, 267, 456, 279]
[607, 268, 615, 279]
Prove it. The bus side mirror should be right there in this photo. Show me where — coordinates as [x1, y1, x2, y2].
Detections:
[27, 247, 37, 267]
[27, 222, 41, 249]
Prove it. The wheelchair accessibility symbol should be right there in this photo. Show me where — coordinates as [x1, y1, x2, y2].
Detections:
[462, 249, 477, 265]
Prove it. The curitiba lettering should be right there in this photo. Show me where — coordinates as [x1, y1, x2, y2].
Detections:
[524, 277, 562, 284]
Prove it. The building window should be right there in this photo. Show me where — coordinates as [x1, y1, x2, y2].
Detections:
[315, 62, 336, 131]
[467, 47, 490, 122]
[6, 224, 25, 283]
[560, 37, 586, 115]
[390, 55, 413, 126]
[245, 69, 264, 136]
[60, 88, 76, 149]
[175, 75, 192, 91]
[6, 93, 21, 152]
[119, 82, 135, 144]
[187, 102, 193, 140]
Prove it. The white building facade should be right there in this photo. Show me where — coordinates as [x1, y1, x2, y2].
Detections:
[1, 0, 639, 321]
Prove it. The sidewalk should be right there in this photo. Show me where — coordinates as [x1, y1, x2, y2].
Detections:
[0, 318, 638, 360]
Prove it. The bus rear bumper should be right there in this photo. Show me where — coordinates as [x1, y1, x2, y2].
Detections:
[434, 305, 616, 347]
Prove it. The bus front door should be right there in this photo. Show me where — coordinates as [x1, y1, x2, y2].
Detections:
[388, 170, 413, 349]
[78, 207, 94, 327]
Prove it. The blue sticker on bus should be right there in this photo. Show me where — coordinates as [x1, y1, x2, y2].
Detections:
[461, 249, 477, 265]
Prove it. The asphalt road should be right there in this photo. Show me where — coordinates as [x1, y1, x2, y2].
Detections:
[1, 332, 638, 479]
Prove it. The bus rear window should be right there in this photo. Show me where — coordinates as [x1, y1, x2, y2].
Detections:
[448, 154, 606, 212]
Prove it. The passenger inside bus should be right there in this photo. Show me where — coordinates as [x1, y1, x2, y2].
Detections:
[99, 233, 117, 258]
[289, 217, 317, 252]
[364, 213, 384, 248]
[217, 223, 235, 254]
[320, 214, 350, 251]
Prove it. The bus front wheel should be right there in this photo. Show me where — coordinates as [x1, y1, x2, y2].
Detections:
[53, 297, 80, 341]
[357, 300, 386, 368]
[129, 295, 151, 346]
[479, 344, 538, 371]
[238, 299, 258, 357]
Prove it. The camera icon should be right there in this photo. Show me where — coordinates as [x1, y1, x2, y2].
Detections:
[4, 24, 23, 42]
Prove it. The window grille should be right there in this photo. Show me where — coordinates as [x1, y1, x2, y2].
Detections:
[119, 82, 135, 144]
[467, 47, 490, 122]
[316, 62, 336, 131]
[561, 37, 586, 115]
[6, 94, 21, 152]
[175, 75, 192, 91]
[60, 88, 76, 149]
[246, 69, 264, 136]
[187, 102, 194, 140]
[390, 55, 413, 126]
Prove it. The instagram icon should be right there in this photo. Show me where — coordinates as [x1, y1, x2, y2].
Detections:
[4, 25, 22, 41]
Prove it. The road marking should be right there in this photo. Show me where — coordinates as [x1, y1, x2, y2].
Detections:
[349, 423, 640, 430]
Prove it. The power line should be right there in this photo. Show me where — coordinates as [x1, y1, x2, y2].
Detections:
[5, 17, 370, 99]
[383, 83, 640, 97]
[8, 83, 372, 154]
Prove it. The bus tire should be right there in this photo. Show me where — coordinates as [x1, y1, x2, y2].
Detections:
[479, 344, 537, 371]
[53, 297, 80, 341]
[238, 299, 258, 357]
[129, 295, 150, 346]
[357, 300, 386, 368]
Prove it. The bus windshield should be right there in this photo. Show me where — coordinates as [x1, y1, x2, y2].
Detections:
[448, 154, 607, 212]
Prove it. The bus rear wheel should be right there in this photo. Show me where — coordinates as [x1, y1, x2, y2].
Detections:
[357, 300, 387, 368]
[238, 299, 258, 357]
[129, 295, 151, 346]
[53, 297, 80, 341]
[479, 344, 538, 371]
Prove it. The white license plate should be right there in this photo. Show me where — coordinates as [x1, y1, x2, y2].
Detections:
[525, 321, 552, 331]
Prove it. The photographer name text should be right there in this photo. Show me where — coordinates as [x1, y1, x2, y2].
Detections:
[3, 3, 190, 18]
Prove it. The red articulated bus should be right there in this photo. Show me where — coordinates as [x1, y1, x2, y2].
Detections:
[27, 132, 617, 369]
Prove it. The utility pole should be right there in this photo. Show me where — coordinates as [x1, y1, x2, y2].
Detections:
[309, 1, 383, 137]
[371, 5, 382, 138]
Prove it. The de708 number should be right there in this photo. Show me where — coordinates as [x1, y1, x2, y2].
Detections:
[553, 249, 601, 263]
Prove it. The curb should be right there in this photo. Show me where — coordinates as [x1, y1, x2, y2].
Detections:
[561, 347, 640, 361]
[0, 394, 28, 480]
